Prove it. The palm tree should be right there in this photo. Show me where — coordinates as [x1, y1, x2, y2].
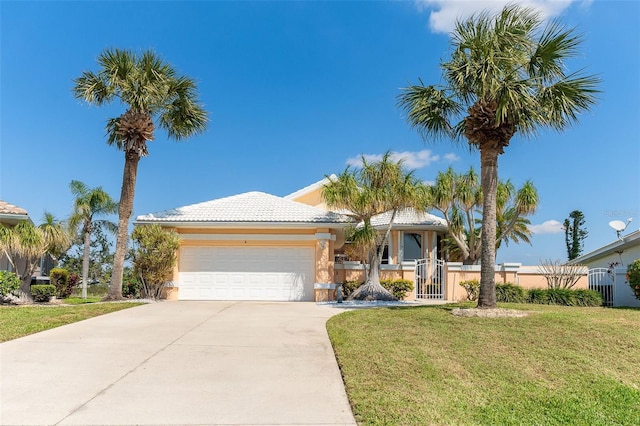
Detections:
[322, 152, 421, 300]
[398, 5, 599, 308]
[0, 214, 71, 299]
[73, 49, 208, 299]
[68, 180, 118, 299]
[425, 167, 537, 264]
[39, 212, 73, 263]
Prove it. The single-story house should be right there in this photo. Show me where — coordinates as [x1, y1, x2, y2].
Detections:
[571, 229, 640, 307]
[0, 200, 30, 272]
[135, 177, 449, 301]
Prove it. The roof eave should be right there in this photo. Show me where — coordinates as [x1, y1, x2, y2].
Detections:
[133, 220, 353, 229]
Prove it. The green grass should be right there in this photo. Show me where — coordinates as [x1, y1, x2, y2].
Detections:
[62, 297, 102, 304]
[327, 303, 640, 426]
[0, 302, 144, 342]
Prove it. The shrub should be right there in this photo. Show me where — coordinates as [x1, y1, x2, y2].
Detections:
[341, 281, 362, 298]
[627, 259, 640, 301]
[50, 268, 75, 298]
[459, 279, 480, 301]
[31, 285, 56, 302]
[381, 279, 414, 300]
[68, 274, 80, 295]
[496, 283, 527, 303]
[123, 278, 142, 298]
[526, 288, 602, 307]
[0, 270, 21, 296]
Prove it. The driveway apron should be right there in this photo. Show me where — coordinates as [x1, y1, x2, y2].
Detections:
[0, 301, 356, 425]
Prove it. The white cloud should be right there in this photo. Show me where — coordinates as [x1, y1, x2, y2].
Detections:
[444, 153, 460, 162]
[528, 220, 564, 235]
[415, 0, 578, 34]
[346, 149, 440, 169]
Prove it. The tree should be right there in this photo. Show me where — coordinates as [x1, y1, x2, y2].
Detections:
[322, 152, 422, 300]
[130, 224, 179, 300]
[73, 49, 208, 299]
[398, 5, 599, 308]
[564, 210, 588, 260]
[68, 180, 118, 299]
[538, 259, 586, 289]
[0, 214, 70, 299]
[427, 167, 537, 264]
[60, 226, 114, 286]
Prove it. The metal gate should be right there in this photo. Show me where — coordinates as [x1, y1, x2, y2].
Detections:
[588, 268, 614, 307]
[415, 259, 446, 299]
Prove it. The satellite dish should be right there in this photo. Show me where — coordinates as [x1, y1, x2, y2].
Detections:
[609, 220, 627, 232]
[609, 218, 632, 239]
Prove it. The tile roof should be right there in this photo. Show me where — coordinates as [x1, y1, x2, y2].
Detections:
[283, 174, 337, 200]
[136, 191, 353, 225]
[370, 208, 447, 228]
[0, 200, 28, 216]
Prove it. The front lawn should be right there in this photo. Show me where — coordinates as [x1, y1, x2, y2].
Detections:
[0, 302, 144, 342]
[327, 303, 640, 425]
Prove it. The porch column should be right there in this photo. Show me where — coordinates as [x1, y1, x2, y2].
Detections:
[314, 229, 336, 301]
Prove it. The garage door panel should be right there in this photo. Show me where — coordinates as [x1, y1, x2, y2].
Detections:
[178, 247, 315, 301]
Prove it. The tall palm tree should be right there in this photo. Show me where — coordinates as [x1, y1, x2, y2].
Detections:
[68, 180, 118, 299]
[73, 49, 208, 299]
[398, 5, 599, 308]
[322, 152, 421, 300]
[0, 214, 70, 299]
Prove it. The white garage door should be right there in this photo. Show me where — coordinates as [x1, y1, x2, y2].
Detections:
[178, 246, 315, 301]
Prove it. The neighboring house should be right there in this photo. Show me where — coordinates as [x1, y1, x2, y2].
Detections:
[0, 200, 52, 280]
[0, 200, 30, 272]
[571, 229, 640, 307]
[135, 177, 449, 302]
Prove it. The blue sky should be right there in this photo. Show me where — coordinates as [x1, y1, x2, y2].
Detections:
[1, 0, 638, 264]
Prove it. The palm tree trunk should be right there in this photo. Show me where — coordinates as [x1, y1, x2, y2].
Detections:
[349, 250, 396, 301]
[478, 147, 499, 308]
[81, 224, 91, 299]
[108, 152, 140, 300]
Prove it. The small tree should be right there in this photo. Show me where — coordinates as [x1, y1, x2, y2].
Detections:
[322, 152, 422, 300]
[564, 210, 588, 260]
[130, 224, 179, 300]
[538, 259, 587, 289]
[68, 180, 118, 299]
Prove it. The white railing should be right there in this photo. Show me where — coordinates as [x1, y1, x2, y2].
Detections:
[588, 268, 614, 307]
[415, 259, 446, 299]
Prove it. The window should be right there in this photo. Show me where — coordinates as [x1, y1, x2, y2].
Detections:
[403, 232, 422, 261]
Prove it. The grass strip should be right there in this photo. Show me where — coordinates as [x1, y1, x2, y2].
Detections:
[0, 302, 144, 342]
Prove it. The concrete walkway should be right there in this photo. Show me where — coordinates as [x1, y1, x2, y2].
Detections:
[0, 302, 356, 425]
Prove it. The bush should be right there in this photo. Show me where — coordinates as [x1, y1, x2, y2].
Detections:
[123, 278, 142, 298]
[0, 270, 21, 297]
[627, 259, 640, 301]
[31, 285, 56, 302]
[341, 281, 362, 298]
[496, 283, 527, 303]
[339, 279, 414, 300]
[50, 268, 75, 298]
[527, 288, 602, 307]
[459, 279, 480, 301]
[381, 279, 414, 300]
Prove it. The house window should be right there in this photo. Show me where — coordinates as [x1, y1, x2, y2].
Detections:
[403, 232, 422, 261]
[381, 243, 389, 264]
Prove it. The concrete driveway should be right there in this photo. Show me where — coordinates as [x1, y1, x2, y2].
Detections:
[0, 302, 356, 425]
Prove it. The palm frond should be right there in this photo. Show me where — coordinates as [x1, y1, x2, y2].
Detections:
[397, 85, 462, 142]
